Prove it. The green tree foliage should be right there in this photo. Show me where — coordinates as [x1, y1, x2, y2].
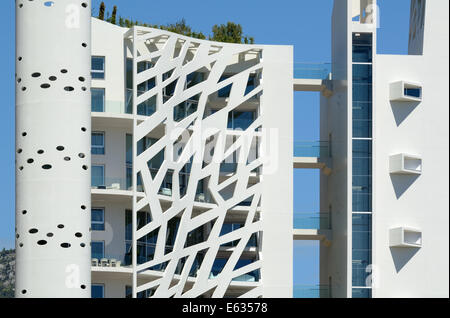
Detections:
[95, 3, 251, 43]
[98, 1, 105, 21]
[211, 22, 254, 44]
[111, 6, 117, 25]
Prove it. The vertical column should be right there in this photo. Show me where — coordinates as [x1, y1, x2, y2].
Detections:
[15, 0, 91, 298]
[351, 32, 373, 298]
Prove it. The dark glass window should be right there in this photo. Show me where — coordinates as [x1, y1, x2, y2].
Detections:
[91, 56, 105, 79]
[91, 241, 104, 260]
[91, 132, 105, 155]
[218, 75, 233, 97]
[174, 98, 199, 122]
[92, 284, 104, 298]
[352, 33, 372, 63]
[124, 210, 156, 266]
[245, 74, 257, 95]
[404, 88, 421, 98]
[91, 208, 105, 231]
[186, 71, 205, 89]
[227, 111, 256, 130]
[91, 88, 105, 112]
[125, 285, 155, 298]
[352, 288, 372, 298]
[352, 214, 372, 287]
[352, 140, 372, 212]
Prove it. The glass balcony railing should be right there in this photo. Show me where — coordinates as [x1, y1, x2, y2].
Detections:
[294, 213, 331, 230]
[92, 100, 128, 115]
[91, 89, 156, 117]
[294, 141, 330, 158]
[294, 63, 332, 80]
[293, 285, 331, 298]
[91, 254, 127, 267]
[91, 177, 129, 191]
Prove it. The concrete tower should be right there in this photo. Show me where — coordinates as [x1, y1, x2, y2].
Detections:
[15, 0, 92, 297]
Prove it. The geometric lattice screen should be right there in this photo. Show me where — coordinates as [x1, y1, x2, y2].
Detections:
[127, 27, 264, 298]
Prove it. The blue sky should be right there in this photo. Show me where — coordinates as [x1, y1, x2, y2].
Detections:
[0, 0, 411, 287]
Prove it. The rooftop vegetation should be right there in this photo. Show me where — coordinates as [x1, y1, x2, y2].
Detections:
[94, 2, 255, 44]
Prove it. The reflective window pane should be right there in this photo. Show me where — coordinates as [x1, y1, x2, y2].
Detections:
[91, 88, 105, 112]
[91, 165, 105, 188]
[91, 56, 105, 79]
[91, 241, 104, 259]
[352, 214, 372, 287]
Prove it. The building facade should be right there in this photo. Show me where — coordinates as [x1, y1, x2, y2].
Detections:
[88, 18, 293, 298]
[310, 0, 448, 298]
[15, 0, 448, 298]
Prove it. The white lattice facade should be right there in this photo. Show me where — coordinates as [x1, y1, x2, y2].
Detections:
[87, 20, 293, 298]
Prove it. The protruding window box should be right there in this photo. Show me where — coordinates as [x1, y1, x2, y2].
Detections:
[389, 154, 422, 175]
[389, 227, 422, 248]
[390, 81, 422, 102]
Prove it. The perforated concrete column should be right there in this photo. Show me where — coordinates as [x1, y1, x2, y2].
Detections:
[15, 0, 91, 298]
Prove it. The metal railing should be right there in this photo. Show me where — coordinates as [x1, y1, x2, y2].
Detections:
[294, 141, 330, 158]
[293, 285, 331, 298]
[294, 213, 331, 230]
[294, 63, 332, 80]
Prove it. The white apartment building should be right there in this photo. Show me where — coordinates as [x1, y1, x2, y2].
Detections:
[294, 0, 448, 298]
[14, 0, 448, 298]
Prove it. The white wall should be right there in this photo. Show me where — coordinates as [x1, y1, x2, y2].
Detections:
[320, 0, 351, 298]
[374, 1, 449, 297]
[373, 0, 449, 297]
[260, 45, 293, 298]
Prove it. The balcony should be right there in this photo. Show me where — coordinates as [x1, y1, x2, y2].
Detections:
[294, 63, 332, 80]
[294, 213, 331, 230]
[293, 141, 332, 175]
[294, 141, 330, 158]
[293, 213, 332, 245]
[293, 285, 331, 298]
[91, 177, 130, 191]
[293, 63, 333, 96]
[91, 89, 155, 119]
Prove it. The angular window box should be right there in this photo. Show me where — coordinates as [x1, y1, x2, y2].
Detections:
[389, 153, 422, 175]
[390, 81, 422, 102]
[390, 227, 422, 248]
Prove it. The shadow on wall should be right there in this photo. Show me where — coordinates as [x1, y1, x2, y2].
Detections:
[390, 174, 421, 199]
[389, 247, 420, 272]
[390, 101, 421, 126]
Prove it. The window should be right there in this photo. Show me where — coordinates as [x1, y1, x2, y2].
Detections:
[404, 87, 421, 98]
[91, 165, 105, 188]
[245, 74, 257, 95]
[91, 284, 104, 298]
[352, 214, 372, 287]
[91, 241, 105, 260]
[91, 208, 105, 231]
[352, 33, 373, 63]
[126, 59, 157, 116]
[125, 210, 155, 266]
[91, 132, 105, 155]
[91, 88, 105, 112]
[218, 75, 232, 98]
[91, 56, 105, 79]
[125, 285, 155, 298]
[220, 223, 257, 247]
[186, 71, 205, 89]
[126, 135, 158, 190]
[352, 140, 372, 212]
[227, 111, 256, 130]
[173, 97, 199, 122]
[210, 258, 260, 281]
[352, 288, 372, 298]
